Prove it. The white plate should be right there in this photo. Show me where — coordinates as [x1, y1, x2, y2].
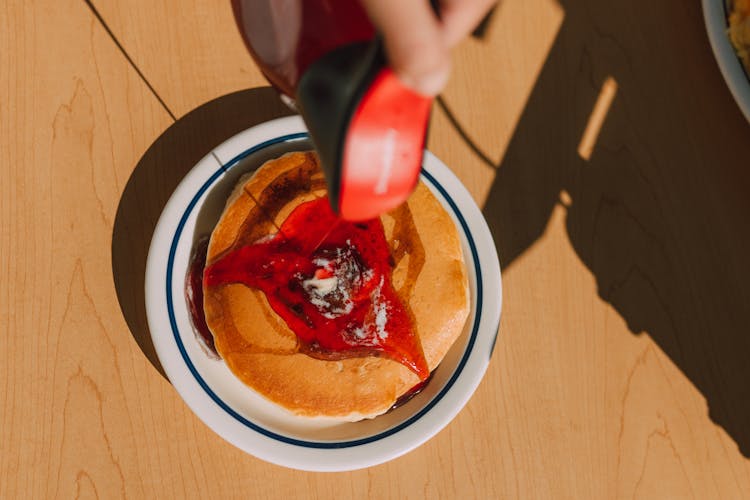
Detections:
[703, 0, 750, 122]
[145, 116, 502, 471]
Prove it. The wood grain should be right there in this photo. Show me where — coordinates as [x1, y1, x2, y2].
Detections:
[2, 0, 750, 498]
[91, 0, 266, 119]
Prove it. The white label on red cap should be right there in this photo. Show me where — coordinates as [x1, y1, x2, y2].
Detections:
[374, 127, 398, 195]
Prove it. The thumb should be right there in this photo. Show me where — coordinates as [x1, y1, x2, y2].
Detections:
[360, 0, 451, 96]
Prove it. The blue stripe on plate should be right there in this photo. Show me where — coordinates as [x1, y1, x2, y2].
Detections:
[725, 0, 750, 80]
[166, 134, 483, 448]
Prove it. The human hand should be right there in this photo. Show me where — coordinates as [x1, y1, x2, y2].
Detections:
[359, 0, 497, 96]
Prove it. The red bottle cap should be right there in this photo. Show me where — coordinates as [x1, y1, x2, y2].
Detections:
[339, 69, 432, 221]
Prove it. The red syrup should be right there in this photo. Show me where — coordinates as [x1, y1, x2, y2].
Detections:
[203, 196, 430, 380]
[390, 371, 434, 411]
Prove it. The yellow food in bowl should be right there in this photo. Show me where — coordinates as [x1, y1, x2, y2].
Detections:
[729, 0, 750, 72]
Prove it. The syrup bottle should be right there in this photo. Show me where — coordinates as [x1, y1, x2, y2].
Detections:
[230, 0, 433, 221]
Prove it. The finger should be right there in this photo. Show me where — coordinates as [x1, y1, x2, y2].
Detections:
[360, 0, 451, 96]
[439, 0, 498, 47]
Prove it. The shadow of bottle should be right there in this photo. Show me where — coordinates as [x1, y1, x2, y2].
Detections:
[448, 0, 750, 457]
[111, 87, 294, 379]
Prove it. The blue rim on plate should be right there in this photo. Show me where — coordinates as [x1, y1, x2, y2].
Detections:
[164, 133, 485, 448]
[703, 0, 750, 122]
[723, 0, 750, 80]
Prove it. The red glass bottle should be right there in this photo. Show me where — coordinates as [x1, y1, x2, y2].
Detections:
[230, 0, 376, 98]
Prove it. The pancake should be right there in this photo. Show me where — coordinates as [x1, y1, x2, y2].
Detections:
[202, 151, 469, 421]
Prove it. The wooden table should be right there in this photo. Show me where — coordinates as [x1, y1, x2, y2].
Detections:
[3, 0, 750, 497]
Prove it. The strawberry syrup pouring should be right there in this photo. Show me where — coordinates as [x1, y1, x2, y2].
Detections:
[203, 196, 430, 380]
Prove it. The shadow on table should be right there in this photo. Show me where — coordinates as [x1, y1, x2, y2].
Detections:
[449, 0, 750, 456]
[112, 87, 293, 380]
